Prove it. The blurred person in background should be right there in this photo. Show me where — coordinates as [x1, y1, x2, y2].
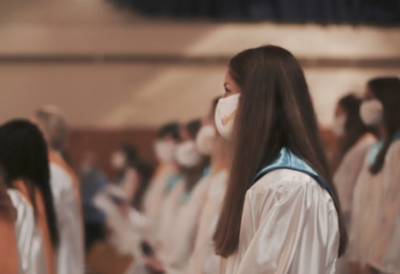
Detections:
[188, 98, 230, 274]
[212, 46, 346, 274]
[332, 94, 376, 274]
[0, 172, 18, 274]
[349, 77, 400, 274]
[80, 151, 107, 252]
[34, 106, 84, 274]
[142, 122, 180, 243]
[110, 144, 154, 211]
[154, 100, 218, 273]
[332, 94, 376, 222]
[145, 119, 209, 273]
[0, 120, 60, 274]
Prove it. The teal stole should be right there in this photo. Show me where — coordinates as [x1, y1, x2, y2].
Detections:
[253, 147, 332, 196]
[369, 129, 400, 167]
[181, 166, 211, 203]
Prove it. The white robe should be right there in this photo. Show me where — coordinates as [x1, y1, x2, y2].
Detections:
[8, 189, 47, 274]
[334, 134, 376, 222]
[143, 163, 177, 242]
[220, 169, 340, 274]
[156, 179, 185, 254]
[163, 174, 212, 274]
[50, 163, 84, 274]
[368, 140, 400, 273]
[188, 170, 228, 274]
[347, 141, 385, 268]
[333, 135, 375, 274]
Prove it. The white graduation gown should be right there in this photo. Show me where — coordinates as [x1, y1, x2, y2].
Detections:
[188, 170, 228, 274]
[8, 189, 47, 274]
[220, 169, 340, 274]
[156, 179, 185, 253]
[334, 134, 376, 222]
[50, 163, 84, 274]
[347, 143, 384, 267]
[368, 140, 400, 273]
[162, 174, 212, 274]
[143, 163, 177, 241]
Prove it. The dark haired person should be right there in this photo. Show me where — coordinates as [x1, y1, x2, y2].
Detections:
[0, 120, 59, 274]
[110, 143, 154, 210]
[188, 99, 230, 274]
[332, 94, 376, 221]
[349, 77, 400, 274]
[332, 94, 376, 274]
[212, 45, 346, 274]
[143, 122, 180, 242]
[0, 175, 18, 274]
[33, 106, 84, 274]
[159, 101, 220, 273]
[145, 119, 209, 272]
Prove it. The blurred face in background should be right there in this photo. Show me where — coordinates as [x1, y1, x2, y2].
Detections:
[360, 87, 384, 128]
[80, 151, 97, 176]
[154, 133, 177, 164]
[110, 149, 127, 171]
[175, 127, 201, 168]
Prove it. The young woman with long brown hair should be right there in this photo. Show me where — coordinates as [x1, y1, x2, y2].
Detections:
[349, 77, 400, 274]
[213, 45, 347, 274]
[0, 120, 59, 274]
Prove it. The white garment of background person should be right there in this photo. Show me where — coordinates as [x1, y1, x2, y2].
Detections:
[50, 163, 84, 274]
[8, 189, 47, 274]
[334, 134, 375, 274]
[368, 139, 400, 273]
[220, 169, 340, 274]
[142, 163, 177, 242]
[347, 143, 383, 269]
[155, 179, 185, 254]
[334, 133, 376, 224]
[188, 170, 228, 274]
[94, 184, 145, 257]
[162, 174, 211, 274]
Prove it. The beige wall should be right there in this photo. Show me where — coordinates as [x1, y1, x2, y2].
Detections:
[0, 0, 400, 129]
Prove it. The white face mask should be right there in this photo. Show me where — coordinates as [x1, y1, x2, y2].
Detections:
[175, 141, 201, 168]
[360, 99, 384, 126]
[332, 115, 346, 137]
[111, 151, 126, 170]
[215, 94, 240, 140]
[196, 125, 216, 156]
[154, 140, 176, 163]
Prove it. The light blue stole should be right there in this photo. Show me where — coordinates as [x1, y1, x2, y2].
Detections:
[253, 147, 332, 196]
[181, 166, 211, 203]
[164, 174, 185, 195]
[369, 129, 400, 167]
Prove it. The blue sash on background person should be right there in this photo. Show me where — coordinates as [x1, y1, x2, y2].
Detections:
[369, 129, 400, 167]
[253, 147, 333, 197]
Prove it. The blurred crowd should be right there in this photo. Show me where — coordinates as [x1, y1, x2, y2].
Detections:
[0, 46, 400, 274]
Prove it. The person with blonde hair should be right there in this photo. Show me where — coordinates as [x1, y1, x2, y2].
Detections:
[34, 106, 84, 274]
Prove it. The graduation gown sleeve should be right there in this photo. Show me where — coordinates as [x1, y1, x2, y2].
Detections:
[222, 170, 340, 274]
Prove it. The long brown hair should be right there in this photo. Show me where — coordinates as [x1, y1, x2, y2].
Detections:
[331, 94, 370, 171]
[368, 77, 400, 174]
[213, 45, 347, 258]
[0, 172, 16, 222]
[0, 120, 60, 248]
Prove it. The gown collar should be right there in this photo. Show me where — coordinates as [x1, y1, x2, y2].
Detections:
[254, 147, 332, 196]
